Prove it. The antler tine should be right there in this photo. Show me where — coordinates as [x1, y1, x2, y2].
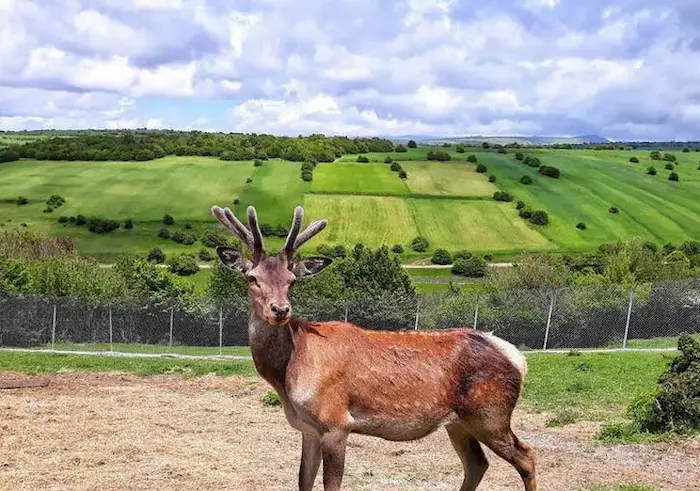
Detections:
[293, 219, 328, 250]
[246, 205, 265, 261]
[282, 206, 304, 255]
[211, 205, 254, 250]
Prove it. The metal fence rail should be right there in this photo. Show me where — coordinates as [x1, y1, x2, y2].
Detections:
[1, 279, 699, 357]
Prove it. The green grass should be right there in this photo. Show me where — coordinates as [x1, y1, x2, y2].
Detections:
[0, 351, 256, 377]
[408, 199, 554, 252]
[25, 342, 251, 357]
[625, 334, 700, 349]
[311, 163, 409, 196]
[401, 161, 497, 197]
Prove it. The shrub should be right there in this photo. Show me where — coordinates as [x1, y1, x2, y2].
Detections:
[182, 234, 196, 245]
[539, 165, 560, 178]
[168, 253, 200, 276]
[647, 166, 657, 175]
[392, 244, 404, 254]
[0, 147, 21, 162]
[529, 210, 549, 225]
[650, 150, 661, 160]
[233, 198, 240, 205]
[481, 142, 490, 149]
[518, 206, 534, 219]
[576, 222, 587, 230]
[407, 140, 417, 148]
[427, 150, 451, 161]
[390, 161, 401, 172]
[246, 177, 253, 183]
[183, 222, 193, 230]
[147, 247, 166, 264]
[87, 217, 120, 234]
[663, 153, 676, 162]
[75, 215, 87, 226]
[123, 218, 134, 230]
[357, 155, 370, 163]
[516, 200, 526, 210]
[69, 216, 76, 223]
[158, 227, 171, 239]
[452, 256, 487, 277]
[631, 334, 700, 434]
[163, 214, 175, 225]
[301, 170, 313, 182]
[198, 248, 214, 261]
[515, 152, 524, 161]
[16, 196, 29, 206]
[398, 170, 407, 179]
[629, 156, 639, 163]
[395, 144, 407, 153]
[475, 163, 487, 173]
[201, 229, 230, 248]
[262, 390, 281, 407]
[42, 206, 54, 213]
[669, 172, 679, 182]
[488, 174, 496, 183]
[411, 236, 430, 252]
[520, 175, 533, 185]
[467, 154, 478, 163]
[431, 248, 452, 265]
[171, 231, 186, 243]
[384, 156, 393, 164]
[46, 194, 65, 208]
[496, 147, 507, 154]
[254, 159, 263, 167]
[493, 191, 514, 202]
[455, 144, 466, 153]
[523, 155, 541, 167]
[301, 162, 314, 172]
[665, 162, 675, 171]
[453, 250, 472, 261]
[57, 216, 69, 223]
[609, 206, 619, 214]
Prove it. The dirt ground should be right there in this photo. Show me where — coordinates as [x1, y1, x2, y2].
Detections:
[1, 373, 698, 491]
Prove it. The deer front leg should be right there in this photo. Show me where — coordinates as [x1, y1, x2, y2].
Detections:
[299, 432, 322, 491]
[320, 429, 349, 491]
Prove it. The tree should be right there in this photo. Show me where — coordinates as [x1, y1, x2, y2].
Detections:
[16, 196, 29, 206]
[390, 161, 401, 172]
[0, 147, 21, 162]
[407, 140, 417, 148]
[357, 155, 370, 163]
[665, 162, 675, 170]
[411, 236, 430, 252]
[392, 244, 404, 254]
[481, 142, 490, 149]
[475, 163, 487, 173]
[609, 206, 619, 214]
[147, 247, 166, 264]
[529, 210, 549, 225]
[515, 152, 524, 161]
[493, 191, 514, 202]
[384, 156, 393, 163]
[398, 169, 408, 179]
[198, 248, 214, 261]
[163, 214, 175, 225]
[663, 153, 676, 162]
[647, 166, 657, 175]
[335, 244, 415, 297]
[520, 175, 533, 185]
[168, 253, 200, 276]
[488, 175, 497, 183]
[395, 144, 408, 153]
[576, 222, 587, 230]
[516, 200, 526, 210]
[650, 150, 661, 160]
[427, 150, 451, 161]
[452, 256, 487, 277]
[158, 227, 171, 239]
[669, 171, 679, 182]
[431, 249, 452, 265]
[455, 144, 466, 153]
[539, 165, 560, 178]
[254, 159, 263, 167]
[467, 154, 478, 163]
[123, 218, 134, 230]
[629, 156, 639, 163]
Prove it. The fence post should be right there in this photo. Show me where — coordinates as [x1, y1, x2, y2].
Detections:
[542, 293, 555, 350]
[109, 305, 113, 353]
[219, 307, 223, 356]
[414, 299, 420, 330]
[51, 304, 57, 351]
[473, 295, 479, 330]
[344, 303, 348, 323]
[623, 287, 634, 349]
[169, 306, 174, 350]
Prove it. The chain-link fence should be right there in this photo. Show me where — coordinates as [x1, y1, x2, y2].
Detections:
[1, 279, 699, 357]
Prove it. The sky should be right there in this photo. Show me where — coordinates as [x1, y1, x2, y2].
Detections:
[1, 0, 699, 141]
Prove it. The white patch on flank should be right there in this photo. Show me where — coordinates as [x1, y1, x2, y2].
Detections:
[486, 333, 527, 377]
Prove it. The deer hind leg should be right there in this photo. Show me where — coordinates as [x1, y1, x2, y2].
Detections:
[479, 429, 536, 491]
[446, 423, 489, 491]
[319, 429, 349, 491]
[299, 432, 322, 491]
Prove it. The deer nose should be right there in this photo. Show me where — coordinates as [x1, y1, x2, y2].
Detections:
[271, 303, 290, 319]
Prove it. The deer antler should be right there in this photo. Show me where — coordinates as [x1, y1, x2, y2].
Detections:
[210, 205, 265, 263]
[246, 206, 265, 263]
[281, 206, 328, 258]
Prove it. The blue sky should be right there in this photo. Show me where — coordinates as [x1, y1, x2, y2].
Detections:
[1, 0, 699, 140]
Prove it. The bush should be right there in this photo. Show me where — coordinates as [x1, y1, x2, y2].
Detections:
[431, 248, 452, 265]
[631, 334, 700, 434]
[123, 218, 134, 230]
[496, 147, 507, 154]
[390, 161, 401, 172]
[183, 222, 193, 230]
[518, 206, 533, 219]
[43, 206, 54, 213]
[467, 154, 477, 163]
[262, 390, 282, 407]
[629, 156, 639, 163]
[683, 147, 690, 153]
[357, 155, 370, 163]
[384, 156, 393, 164]
[411, 236, 430, 252]
[395, 144, 407, 153]
[182, 234, 196, 245]
[46, 194, 65, 208]
[301, 161, 314, 172]
[163, 214, 175, 225]
[158, 227, 171, 239]
[539, 165, 560, 178]
[246, 178, 253, 183]
[481, 142, 490, 149]
[453, 250, 472, 261]
[452, 256, 487, 277]
[520, 175, 533, 185]
[669, 172, 679, 182]
[0, 147, 21, 162]
[87, 217, 120, 233]
[647, 166, 657, 175]
[392, 244, 404, 254]
[475, 163, 487, 173]
[493, 191, 513, 202]
[168, 253, 200, 276]
[198, 248, 214, 261]
[650, 150, 661, 160]
[515, 152, 524, 161]
[171, 231, 186, 243]
[663, 153, 676, 162]
[16, 196, 29, 206]
[516, 200, 526, 210]
[57, 216, 69, 224]
[301, 170, 313, 182]
[201, 228, 231, 248]
[254, 159, 263, 167]
[609, 206, 619, 214]
[523, 155, 541, 168]
[576, 222, 587, 230]
[455, 144, 466, 153]
[427, 150, 451, 161]
[233, 198, 240, 205]
[665, 162, 675, 170]
[398, 170, 407, 179]
[407, 140, 417, 148]
[488, 174, 496, 183]
[75, 215, 87, 226]
[147, 247, 166, 264]
[529, 210, 549, 225]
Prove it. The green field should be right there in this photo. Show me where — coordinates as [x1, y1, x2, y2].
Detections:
[311, 162, 409, 196]
[402, 161, 497, 197]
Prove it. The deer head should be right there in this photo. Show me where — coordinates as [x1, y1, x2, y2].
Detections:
[211, 205, 332, 325]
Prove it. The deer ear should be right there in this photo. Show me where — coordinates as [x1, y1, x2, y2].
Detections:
[216, 246, 251, 272]
[293, 256, 333, 277]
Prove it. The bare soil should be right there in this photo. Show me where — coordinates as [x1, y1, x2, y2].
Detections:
[1, 373, 698, 491]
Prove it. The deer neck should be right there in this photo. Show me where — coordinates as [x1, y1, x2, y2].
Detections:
[248, 312, 294, 395]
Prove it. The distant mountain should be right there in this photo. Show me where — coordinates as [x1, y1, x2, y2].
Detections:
[393, 134, 612, 145]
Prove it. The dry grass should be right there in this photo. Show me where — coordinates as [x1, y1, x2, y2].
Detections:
[1, 373, 698, 491]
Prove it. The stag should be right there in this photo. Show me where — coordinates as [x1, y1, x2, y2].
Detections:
[210, 204, 536, 491]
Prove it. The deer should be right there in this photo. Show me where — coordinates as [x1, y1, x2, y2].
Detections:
[210, 204, 537, 491]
